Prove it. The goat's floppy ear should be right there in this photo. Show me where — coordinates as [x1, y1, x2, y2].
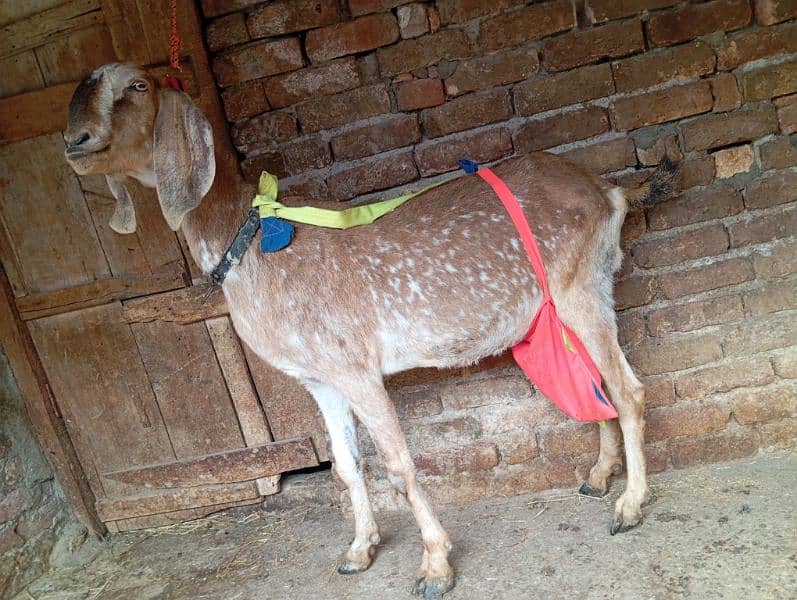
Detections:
[153, 88, 216, 231]
[105, 175, 137, 234]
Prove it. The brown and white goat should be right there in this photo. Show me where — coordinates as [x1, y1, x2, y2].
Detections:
[65, 64, 674, 598]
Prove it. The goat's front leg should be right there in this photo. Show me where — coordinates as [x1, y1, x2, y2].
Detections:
[344, 377, 454, 600]
[305, 381, 380, 573]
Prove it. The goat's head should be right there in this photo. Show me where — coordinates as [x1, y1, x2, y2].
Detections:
[64, 63, 216, 233]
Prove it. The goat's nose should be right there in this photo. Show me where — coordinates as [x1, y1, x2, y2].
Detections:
[66, 131, 91, 147]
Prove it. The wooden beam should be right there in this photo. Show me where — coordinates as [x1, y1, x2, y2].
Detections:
[122, 284, 228, 324]
[110, 498, 259, 532]
[103, 437, 319, 488]
[0, 82, 77, 145]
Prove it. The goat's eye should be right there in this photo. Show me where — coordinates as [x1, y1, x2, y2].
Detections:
[130, 81, 148, 92]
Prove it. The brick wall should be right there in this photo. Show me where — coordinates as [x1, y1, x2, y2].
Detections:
[202, 0, 796, 506]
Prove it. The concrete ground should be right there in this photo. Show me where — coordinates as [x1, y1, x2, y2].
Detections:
[15, 451, 796, 600]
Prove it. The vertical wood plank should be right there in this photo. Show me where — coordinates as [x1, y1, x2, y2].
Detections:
[0, 51, 44, 98]
[34, 24, 116, 86]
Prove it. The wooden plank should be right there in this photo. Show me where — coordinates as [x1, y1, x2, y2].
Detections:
[0, 51, 44, 98]
[96, 480, 259, 521]
[104, 437, 318, 488]
[0, 264, 105, 535]
[111, 498, 259, 531]
[122, 285, 227, 324]
[0, 80, 75, 142]
[0, 0, 102, 58]
[17, 273, 184, 320]
[34, 24, 116, 87]
[99, 0, 171, 66]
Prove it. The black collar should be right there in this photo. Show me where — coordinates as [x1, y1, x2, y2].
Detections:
[205, 208, 260, 296]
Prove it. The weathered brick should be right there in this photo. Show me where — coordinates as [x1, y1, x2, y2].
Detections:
[615, 274, 656, 310]
[440, 374, 533, 410]
[241, 152, 287, 182]
[758, 417, 797, 449]
[232, 112, 298, 154]
[498, 434, 540, 465]
[647, 0, 752, 48]
[675, 356, 774, 400]
[415, 128, 513, 176]
[221, 81, 268, 122]
[745, 171, 797, 209]
[681, 106, 779, 151]
[773, 352, 797, 378]
[659, 258, 755, 300]
[628, 333, 723, 376]
[754, 0, 797, 24]
[481, 401, 567, 436]
[514, 64, 615, 116]
[561, 137, 637, 174]
[478, 0, 577, 52]
[617, 310, 645, 346]
[437, 0, 523, 24]
[647, 402, 729, 441]
[263, 58, 361, 109]
[445, 47, 539, 97]
[586, 0, 679, 23]
[759, 136, 797, 171]
[669, 428, 758, 468]
[213, 38, 304, 87]
[389, 388, 443, 419]
[207, 13, 249, 52]
[622, 209, 646, 243]
[731, 383, 797, 424]
[201, 0, 262, 18]
[635, 135, 682, 167]
[281, 137, 332, 175]
[739, 60, 797, 101]
[410, 417, 482, 448]
[421, 89, 512, 138]
[717, 22, 797, 70]
[415, 442, 499, 475]
[247, 0, 340, 38]
[711, 73, 742, 113]
[540, 422, 600, 458]
[331, 114, 420, 161]
[306, 14, 399, 64]
[612, 41, 716, 94]
[675, 157, 716, 191]
[715, 144, 755, 179]
[723, 313, 797, 357]
[777, 95, 797, 134]
[395, 78, 445, 111]
[377, 29, 471, 76]
[643, 375, 677, 408]
[543, 18, 644, 72]
[632, 223, 728, 269]
[296, 84, 391, 133]
[729, 207, 797, 248]
[648, 185, 743, 231]
[279, 176, 329, 200]
[648, 295, 745, 337]
[752, 239, 797, 278]
[397, 3, 429, 38]
[327, 151, 418, 200]
[514, 107, 609, 153]
[349, 0, 414, 16]
[743, 278, 797, 315]
[609, 81, 713, 132]
[487, 462, 552, 496]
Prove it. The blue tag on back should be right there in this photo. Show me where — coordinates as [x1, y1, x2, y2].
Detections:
[458, 158, 479, 174]
[260, 216, 294, 253]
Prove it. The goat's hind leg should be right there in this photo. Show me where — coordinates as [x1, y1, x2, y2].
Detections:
[305, 381, 380, 573]
[579, 419, 623, 498]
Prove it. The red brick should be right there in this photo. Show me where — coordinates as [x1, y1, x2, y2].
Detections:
[777, 95, 797, 133]
[327, 151, 418, 200]
[659, 258, 755, 300]
[711, 73, 742, 113]
[540, 422, 600, 458]
[411, 417, 481, 447]
[585, 0, 679, 23]
[681, 106, 779, 152]
[723, 313, 797, 357]
[349, 0, 414, 16]
[758, 417, 797, 449]
[622, 209, 646, 243]
[717, 22, 797, 70]
[247, 0, 340, 38]
[617, 310, 645, 346]
[436, 0, 523, 24]
[498, 434, 540, 465]
[731, 383, 797, 424]
[281, 137, 332, 176]
[201, 0, 261, 18]
[213, 38, 304, 87]
[752, 239, 797, 278]
[675, 356, 774, 400]
[647, 402, 729, 442]
[377, 29, 471, 76]
[754, 0, 797, 24]
[515, 64, 615, 116]
[714, 144, 754, 179]
[745, 171, 797, 209]
[296, 84, 391, 133]
[487, 463, 551, 496]
[773, 352, 797, 378]
[675, 157, 716, 191]
[263, 58, 361, 109]
[628, 332, 723, 376]
[421, 89, 512, 138]
[306, 14, 399, 64]
[759, 136, 797, 171]
[743, 278, 797, 315]
[615, 274, 656, 310]
[241, 152, 287, 182]
[542, 18, 643, 72]
[739, 60, 797, 101]
[415, 128, 513, 177]
[647, 0, 752, 48]
[207, 13, 249, 52]
[221, 81, 268, 122]
[397, 3, 429, 38]
[390, 388, 443, 419]
[445, 47, 539, 97]
[561, 137, 637, 174]
[729, 207, 797, 248]
[232, 112, 298, 154]
[395, 78, 444, 111]
[669, 428, 758, 468]
[440, 374, 533, 410]
[611, 41, 716, 94]
[648, 295, 744, 337]
[643, 375, 676, 408]
[648, 185, 743, 231]
[480, 401, 567, 436]
[279, 176, 328, 200]
[513, 107, 609, 153]
[478, 0, 577, 52]
[632, 223, 728, 269]
[610, 81, 713, 132]
[415, 442, 499, 475]
[331, 114, 420, 161]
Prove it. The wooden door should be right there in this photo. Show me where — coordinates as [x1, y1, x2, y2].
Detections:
[0, 0, 327, 532]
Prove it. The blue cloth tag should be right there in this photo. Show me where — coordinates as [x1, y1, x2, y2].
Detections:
[260, 216, 294, 253]
[458, 158, 479, 174]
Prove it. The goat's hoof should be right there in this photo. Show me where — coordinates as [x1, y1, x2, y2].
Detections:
[337, 558, 370, 575]
[609, 516, 640, 536]
[411, 574, 455, 599]
[579, 482, 607, 498]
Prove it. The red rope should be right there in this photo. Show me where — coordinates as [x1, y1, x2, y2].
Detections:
[169, 0, 182, 71]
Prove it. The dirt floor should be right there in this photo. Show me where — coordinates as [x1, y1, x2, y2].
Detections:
[15, 450, 797, 600]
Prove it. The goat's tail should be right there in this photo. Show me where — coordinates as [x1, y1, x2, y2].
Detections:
[624, 155, 680, 209]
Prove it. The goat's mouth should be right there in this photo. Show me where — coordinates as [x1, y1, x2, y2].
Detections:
[65, 144, 108, 160]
